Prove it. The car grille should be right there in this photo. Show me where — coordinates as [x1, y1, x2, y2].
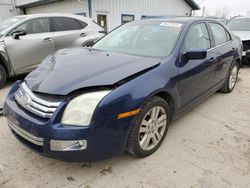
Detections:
[242, 40, 250, 51]
[14, 82, 61, 118]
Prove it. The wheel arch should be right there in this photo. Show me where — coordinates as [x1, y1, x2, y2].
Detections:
[0, 52, 14, 77]
[0, 54, 8, 76]
[153, 91, 175, 122]
[235, 57, 241, 67]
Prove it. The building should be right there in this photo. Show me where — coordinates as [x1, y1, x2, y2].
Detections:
[247, 11, 250, 17]
[0, 0, 18, 20]
[15, 0, 199, 31]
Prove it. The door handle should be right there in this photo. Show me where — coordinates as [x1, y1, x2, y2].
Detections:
[80, 33, 87, 37]
[209, 57, 217, 63]
[43, 38, 52, 43]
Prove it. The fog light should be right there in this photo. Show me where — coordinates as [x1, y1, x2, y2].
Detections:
[50, 140, 87, 151]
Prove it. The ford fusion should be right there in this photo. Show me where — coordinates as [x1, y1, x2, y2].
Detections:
[4, 18, 242, 161]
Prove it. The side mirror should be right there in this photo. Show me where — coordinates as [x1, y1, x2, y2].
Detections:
[85, 41, 95, 47]
[12, 30, 27, 40]
[181, 49, 207, 63]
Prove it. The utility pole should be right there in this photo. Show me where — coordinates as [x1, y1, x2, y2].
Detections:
[202, 7, 206, 17]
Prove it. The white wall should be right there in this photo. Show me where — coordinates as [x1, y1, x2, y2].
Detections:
[0, 0, 18, 20]
[26, 0, 88, 16]
[15, 0, 192, 30]
[92, 0, 191, 31]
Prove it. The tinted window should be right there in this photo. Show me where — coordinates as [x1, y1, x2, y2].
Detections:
[52, 17, 86, 31]
[13, 18, 50, 34]
[210, 23, 228, 46]
[184, 23, 211, 51]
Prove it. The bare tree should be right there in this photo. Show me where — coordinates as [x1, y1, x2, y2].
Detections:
[215, 6, 230, 18]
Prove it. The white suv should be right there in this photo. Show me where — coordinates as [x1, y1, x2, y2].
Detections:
[0, 13, 105, 88]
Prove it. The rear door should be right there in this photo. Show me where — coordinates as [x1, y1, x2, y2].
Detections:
[177, 22, 217, 108]
[51, 17, 88, 50]
[4, 17, 55, 74]
[208, 22, 235, 85]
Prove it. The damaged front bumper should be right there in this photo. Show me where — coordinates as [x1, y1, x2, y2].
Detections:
[3, 81, 133, 162]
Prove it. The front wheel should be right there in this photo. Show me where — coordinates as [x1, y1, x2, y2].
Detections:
[126, 97, 170, 158]
[219, 63, 239, 93]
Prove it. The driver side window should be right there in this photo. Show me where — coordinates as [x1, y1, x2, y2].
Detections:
[184, 23, 211, 51]
[12, 18, 50, 35]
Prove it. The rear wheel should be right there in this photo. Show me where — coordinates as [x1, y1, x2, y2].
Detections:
[126, 97, 170, 157]
[0, 64, 7, 89]
[219, 63, 239, 93]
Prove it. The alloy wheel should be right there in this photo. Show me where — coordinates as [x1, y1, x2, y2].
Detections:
[229, 65, 238, 90]
[138, 106, 167, 151]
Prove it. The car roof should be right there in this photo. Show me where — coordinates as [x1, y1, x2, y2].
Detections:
[139, 16, 220, 24]
[231, 16, 250, 20]
[13, 13, 94, 23]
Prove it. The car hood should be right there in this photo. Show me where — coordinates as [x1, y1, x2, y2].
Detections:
[25, 48, 161, 95]
[232, 31, 250, 41]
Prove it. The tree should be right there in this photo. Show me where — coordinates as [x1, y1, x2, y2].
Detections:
[215, 6, 230, 18]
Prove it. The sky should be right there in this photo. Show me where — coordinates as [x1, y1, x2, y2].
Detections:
[194, 0, 250, 18]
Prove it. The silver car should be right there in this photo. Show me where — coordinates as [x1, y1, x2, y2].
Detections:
[0, 13, 105, 88]
[227, 17, 250, 64]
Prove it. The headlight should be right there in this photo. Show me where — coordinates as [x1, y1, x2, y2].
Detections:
[61, 90, 111, 126]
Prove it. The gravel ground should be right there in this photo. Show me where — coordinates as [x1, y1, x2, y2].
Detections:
[0, 67, 250, 188]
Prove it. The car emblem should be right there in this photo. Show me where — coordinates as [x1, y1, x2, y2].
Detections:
[21, 93, 30, 105]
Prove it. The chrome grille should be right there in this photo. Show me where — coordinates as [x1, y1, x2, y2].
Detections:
[14, 82, 60, 118]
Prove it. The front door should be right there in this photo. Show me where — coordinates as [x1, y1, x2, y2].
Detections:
[4, 18, 55, 74]
[177, 22, 217, 108]
[97, 14, 107, 32]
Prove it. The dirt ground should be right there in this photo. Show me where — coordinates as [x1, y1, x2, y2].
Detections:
[0, 67, 250, 188]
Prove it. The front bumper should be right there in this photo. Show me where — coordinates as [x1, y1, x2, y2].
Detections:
[4, 82, 133, 162]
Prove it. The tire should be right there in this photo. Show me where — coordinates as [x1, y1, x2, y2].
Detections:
[219, 63, 239, 93]
[0, 64, 7, 89]
[126, 96, 171, 158]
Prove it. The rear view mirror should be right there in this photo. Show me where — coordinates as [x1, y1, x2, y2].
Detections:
[181, 49, 207, 63]
[12, 30, 27, 40]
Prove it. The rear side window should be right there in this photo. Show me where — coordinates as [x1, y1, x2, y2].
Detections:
[52, 17, 87, 32]
[210, 23, 228, 46]
[183, 23, 211, 51]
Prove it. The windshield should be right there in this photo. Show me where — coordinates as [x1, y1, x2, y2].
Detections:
[227, 18, 250, 31]
[0, 17, 24, 33]
[93, 22, 183, 58]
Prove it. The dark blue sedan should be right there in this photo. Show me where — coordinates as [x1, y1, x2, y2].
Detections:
[4, 17, 242, 161]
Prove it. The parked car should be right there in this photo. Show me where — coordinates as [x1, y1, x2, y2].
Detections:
[0, 13, 105, 88]
[227, 17, 250, 64]
[4, 17, 242, 161]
